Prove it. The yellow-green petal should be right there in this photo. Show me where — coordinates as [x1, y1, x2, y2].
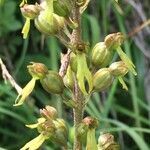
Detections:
[13, 78, 36, 106]
[26, 118, 46, 129]
[22, 18, 30, 39]
[86, 129, 97, 150]
[20, 133, 47, 150]
[76, 53, 93, 95]
[116, 46, 137, 76]
[118, 76, 128, 91]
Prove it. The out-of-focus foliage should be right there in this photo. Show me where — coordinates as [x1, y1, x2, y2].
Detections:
[0, 0, 150, 149]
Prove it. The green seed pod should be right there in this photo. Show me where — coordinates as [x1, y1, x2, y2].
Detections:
[27, 62, 48, 79]
[40, 71, 64, 94]
[53, 0, 73, 17]
[93, 68, 113, 92]
[35, 12, 65, 36]
[34, 1, 65, 36]
[104, 32, 125, 49]
[91, 42, 114, 68]
[63, 65, 74, 90]
[20, 3, 42, 19]
[52, 119, 68, 146]
[98, 133, 120, 150]
[109, 61, 128, 77]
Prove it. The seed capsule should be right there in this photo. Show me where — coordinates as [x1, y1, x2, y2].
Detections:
[53, 119, 68, 146]
[35, 12, 65, 36]
[91, 42, 114, 68]
[53, 0, 73, 17]
[93, 68, 113, 92]
[34, 1, 65, 36]
[109, 61, 128, 77]
[40, 71, 64, 94]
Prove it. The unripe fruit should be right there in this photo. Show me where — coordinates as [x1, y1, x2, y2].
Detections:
[93, 68, 113, 92]
[91, 42, 114, 68]
[109, 61, 128, 77]
[40, 71, 64, 94]
[34, 1, 65, 36]
[53, 0, 73, 17]
[35, 12, 65, 36]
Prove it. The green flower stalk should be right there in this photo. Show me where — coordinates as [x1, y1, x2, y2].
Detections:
[76, 52, 93, 95]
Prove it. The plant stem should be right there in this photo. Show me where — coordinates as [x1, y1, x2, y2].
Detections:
[71, 2, 84, 150]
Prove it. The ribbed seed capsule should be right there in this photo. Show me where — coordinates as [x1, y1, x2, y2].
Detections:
[53, 0, 73, 17]
[35, 12, 65, 36]
[93, 68, 113, 92]
[34, 1, 65, 36]
[91, 42, 114, 68]
[53, 119, 68, 146]
[40, 71, 64, 94]
[109, 61, 128, 77]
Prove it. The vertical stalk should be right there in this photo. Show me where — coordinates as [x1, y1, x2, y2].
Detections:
[71, 2, 84, 150]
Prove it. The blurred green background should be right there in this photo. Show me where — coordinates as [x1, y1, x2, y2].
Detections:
[0, 0, 150, 149]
